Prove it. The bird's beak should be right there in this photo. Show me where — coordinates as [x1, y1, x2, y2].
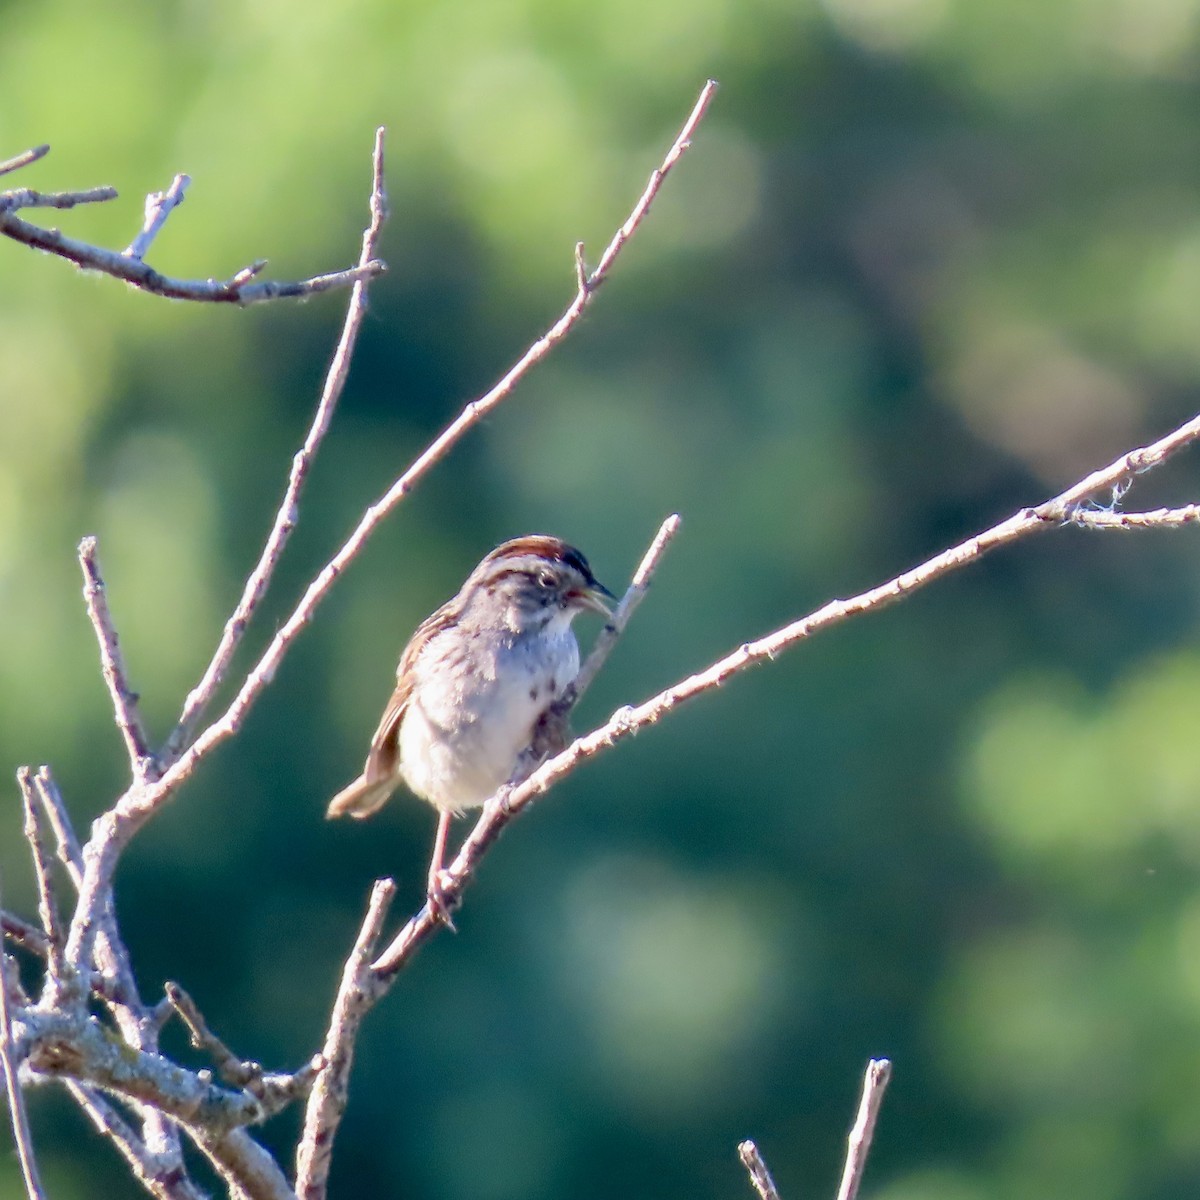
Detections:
[574, 579, 616, 617]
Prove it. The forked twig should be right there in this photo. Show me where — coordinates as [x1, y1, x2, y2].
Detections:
[0, 143, 384, 304]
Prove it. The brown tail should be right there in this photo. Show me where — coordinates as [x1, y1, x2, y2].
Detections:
[326, 774, 396, 819]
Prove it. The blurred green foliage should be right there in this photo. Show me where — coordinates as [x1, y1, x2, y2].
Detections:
[5, 0, 1200, 1197]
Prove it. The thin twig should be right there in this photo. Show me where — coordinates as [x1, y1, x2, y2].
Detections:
[124, 174, 190, 260]
[165, 982, 260, 1089]
[78, 536, 153, 779]
[368, 407, 1200, 980]
[32, 768, 83, 885]
[295, 878, 395, 1200]
[1, 882, 49, 1200]
[0, 186, 118, 211]
[164, 982, 321, 1119]
[1, 911, 50, 958]
[738, 1140, 783, 1200]
[569, 512, 681, 703]
[588, 80, 717, 286]
[835, 1059, 892, 1200]
[0, 144, 50, 177]
[1066, 503, 1200, 529]
[517, 513, 682, 780]
[0, 206, 385, 302]
[17, 768, 66, 994]
[167, 127, 390, 759]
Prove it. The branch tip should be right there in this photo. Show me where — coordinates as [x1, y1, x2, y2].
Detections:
[739, 1139, 783, 1200]
[0, 143, 51, 178]
[835, 1057, 892, 1200]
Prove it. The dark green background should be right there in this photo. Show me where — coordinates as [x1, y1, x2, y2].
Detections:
[5, 2, 1200, 1197]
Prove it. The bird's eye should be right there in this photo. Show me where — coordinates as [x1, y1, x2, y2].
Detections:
[537, 569, 557, 590]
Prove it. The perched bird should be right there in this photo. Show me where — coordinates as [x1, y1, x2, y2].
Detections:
[328, 535, 614, 915]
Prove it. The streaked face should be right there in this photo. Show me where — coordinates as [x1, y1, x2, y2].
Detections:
[468, 537, 615, 626]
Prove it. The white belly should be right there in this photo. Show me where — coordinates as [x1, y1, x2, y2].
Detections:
[399, 621, 579, 812]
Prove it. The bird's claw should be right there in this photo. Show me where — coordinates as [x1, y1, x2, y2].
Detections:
[426, 870, 459, 931]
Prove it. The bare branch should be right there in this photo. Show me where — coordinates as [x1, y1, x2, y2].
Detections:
[368, 408, 1200, 979]
[738, 1140, 783, 1200]
[1, 909, 129, 1011]
[1, 884, 49, 1200]
[835, 1059, 892, 1200]
[124, 174, 190, 260]
[167, 128, 390, 759]
[0, 144, 50, 177]
[0, 143, 384, 305]
[491, 408, 1200, 820]
[78, 536, 153, 779]
[516, 513, 682, 793]
[35, 770, 205, 1188]
[295, 879, 396, 1200]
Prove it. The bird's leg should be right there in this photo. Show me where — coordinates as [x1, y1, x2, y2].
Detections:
[426, 809, 458, 929]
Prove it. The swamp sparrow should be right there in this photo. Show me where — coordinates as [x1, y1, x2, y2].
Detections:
[327, 535, 614, 912]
